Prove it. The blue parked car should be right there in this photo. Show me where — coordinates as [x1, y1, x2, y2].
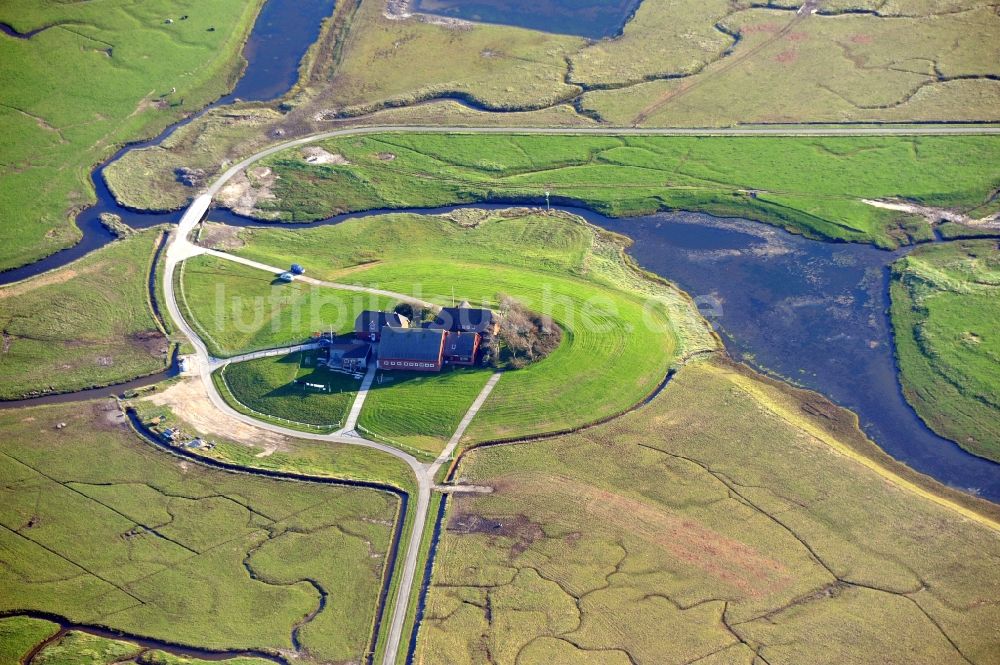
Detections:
[290, 263, 305, 275]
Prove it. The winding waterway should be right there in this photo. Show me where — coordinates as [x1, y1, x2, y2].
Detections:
[590, 212, 1000, 501]
[1, 0, 995, 502]
[0, 0, 335, 286]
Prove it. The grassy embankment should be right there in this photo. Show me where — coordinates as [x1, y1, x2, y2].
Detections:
[358, 369, 493, 457]
[890, 240, 1000, 461]
[415, 356, 1000, 664]
[187, 210, 715, 449]
[0, 400, 397, 664]
[0, 0, 264, 272]
[0, 229, 170, 400]
[246, 133, 1000, 248]
[218, 351, 360, 430]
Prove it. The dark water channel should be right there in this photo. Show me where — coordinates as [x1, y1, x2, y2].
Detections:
[413, 0, 642, 39]
[590, 212, 1000, 501]
[220, 0, 335, 104]
[0, 0, 335, 286]
[1, 0, 996, 502]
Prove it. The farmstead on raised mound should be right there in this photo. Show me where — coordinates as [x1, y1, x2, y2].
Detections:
[318, 304, 497, 373]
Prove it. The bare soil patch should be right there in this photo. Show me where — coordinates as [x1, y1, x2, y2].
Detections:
[302, 146, 351, 165]
[448, 511, 544, 557]
[863, 198, 1000, 229]
[128, 330, 169, 357]
[144, 377, 291, 452]
[199, 223, 246, 251]
[216, 167, 278, 218]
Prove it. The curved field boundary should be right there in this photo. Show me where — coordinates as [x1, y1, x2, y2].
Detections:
[156, 123, 1000, 665]
[2, 609, 287, 665]
[717, 365, 1000, 533]
[120, 405, 408, 665]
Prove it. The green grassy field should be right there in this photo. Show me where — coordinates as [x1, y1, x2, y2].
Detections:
[415, 357, 1000, 664]
[0, 400, 397, 664]
[101, 0, 1000, 220]
[890, 240, 1000, 461]
[0, 0, 264, 272]
[324, 0, 582, 116]
[0, 229, 169, 400]
[219, 351, 359, 430]
[199, 209, 716, 444]
[0, 616, 59, 665]
[358, 368, 493, 456]
[176, 250, 394, 357]
[248, 133, 1000, 248]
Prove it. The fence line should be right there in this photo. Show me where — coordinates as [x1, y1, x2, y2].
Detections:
[217, 364, 340, 433]
[355, 424, 437, 460]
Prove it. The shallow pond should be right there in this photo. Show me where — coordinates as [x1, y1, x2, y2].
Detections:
[592, 212, 1000, 501]
[413, 0, 642, 38]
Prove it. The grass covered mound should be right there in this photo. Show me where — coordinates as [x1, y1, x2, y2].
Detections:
[0, 0, 264, 272]
[218, 350, 359, 430]
[358, 369, 494, 457]
[176, 251, 394, 357]
[0, 229, 169, 400]
[0, 400, 398, 664]
[890, 240, 1000, 461]
[203, 208, 716, 444]
[416, 357, 1000, 664]
[249, 133, 1000, 248]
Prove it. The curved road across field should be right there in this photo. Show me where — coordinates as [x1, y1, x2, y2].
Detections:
[162, 122, 1000, 664]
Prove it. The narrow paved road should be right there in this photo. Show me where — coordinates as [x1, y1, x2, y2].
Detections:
[201, 248, 440, 310]
[160, 120, 1000, 665]
[214, 342, 322, 370]
[165, 184, 503, 663]
[164, 194, 436, 665]
[429, 372, 502, 480]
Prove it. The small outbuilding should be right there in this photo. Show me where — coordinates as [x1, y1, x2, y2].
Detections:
[325, 340, 372, 373]
[443, 331, 480, 366]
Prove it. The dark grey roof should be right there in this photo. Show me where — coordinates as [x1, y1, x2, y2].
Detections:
[328, 341, 371, 359]
[379, 327, 445, 362]
[355, 311, 408, 334]
[431, 307, 495, 333]
[444, 331, 478, 357]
